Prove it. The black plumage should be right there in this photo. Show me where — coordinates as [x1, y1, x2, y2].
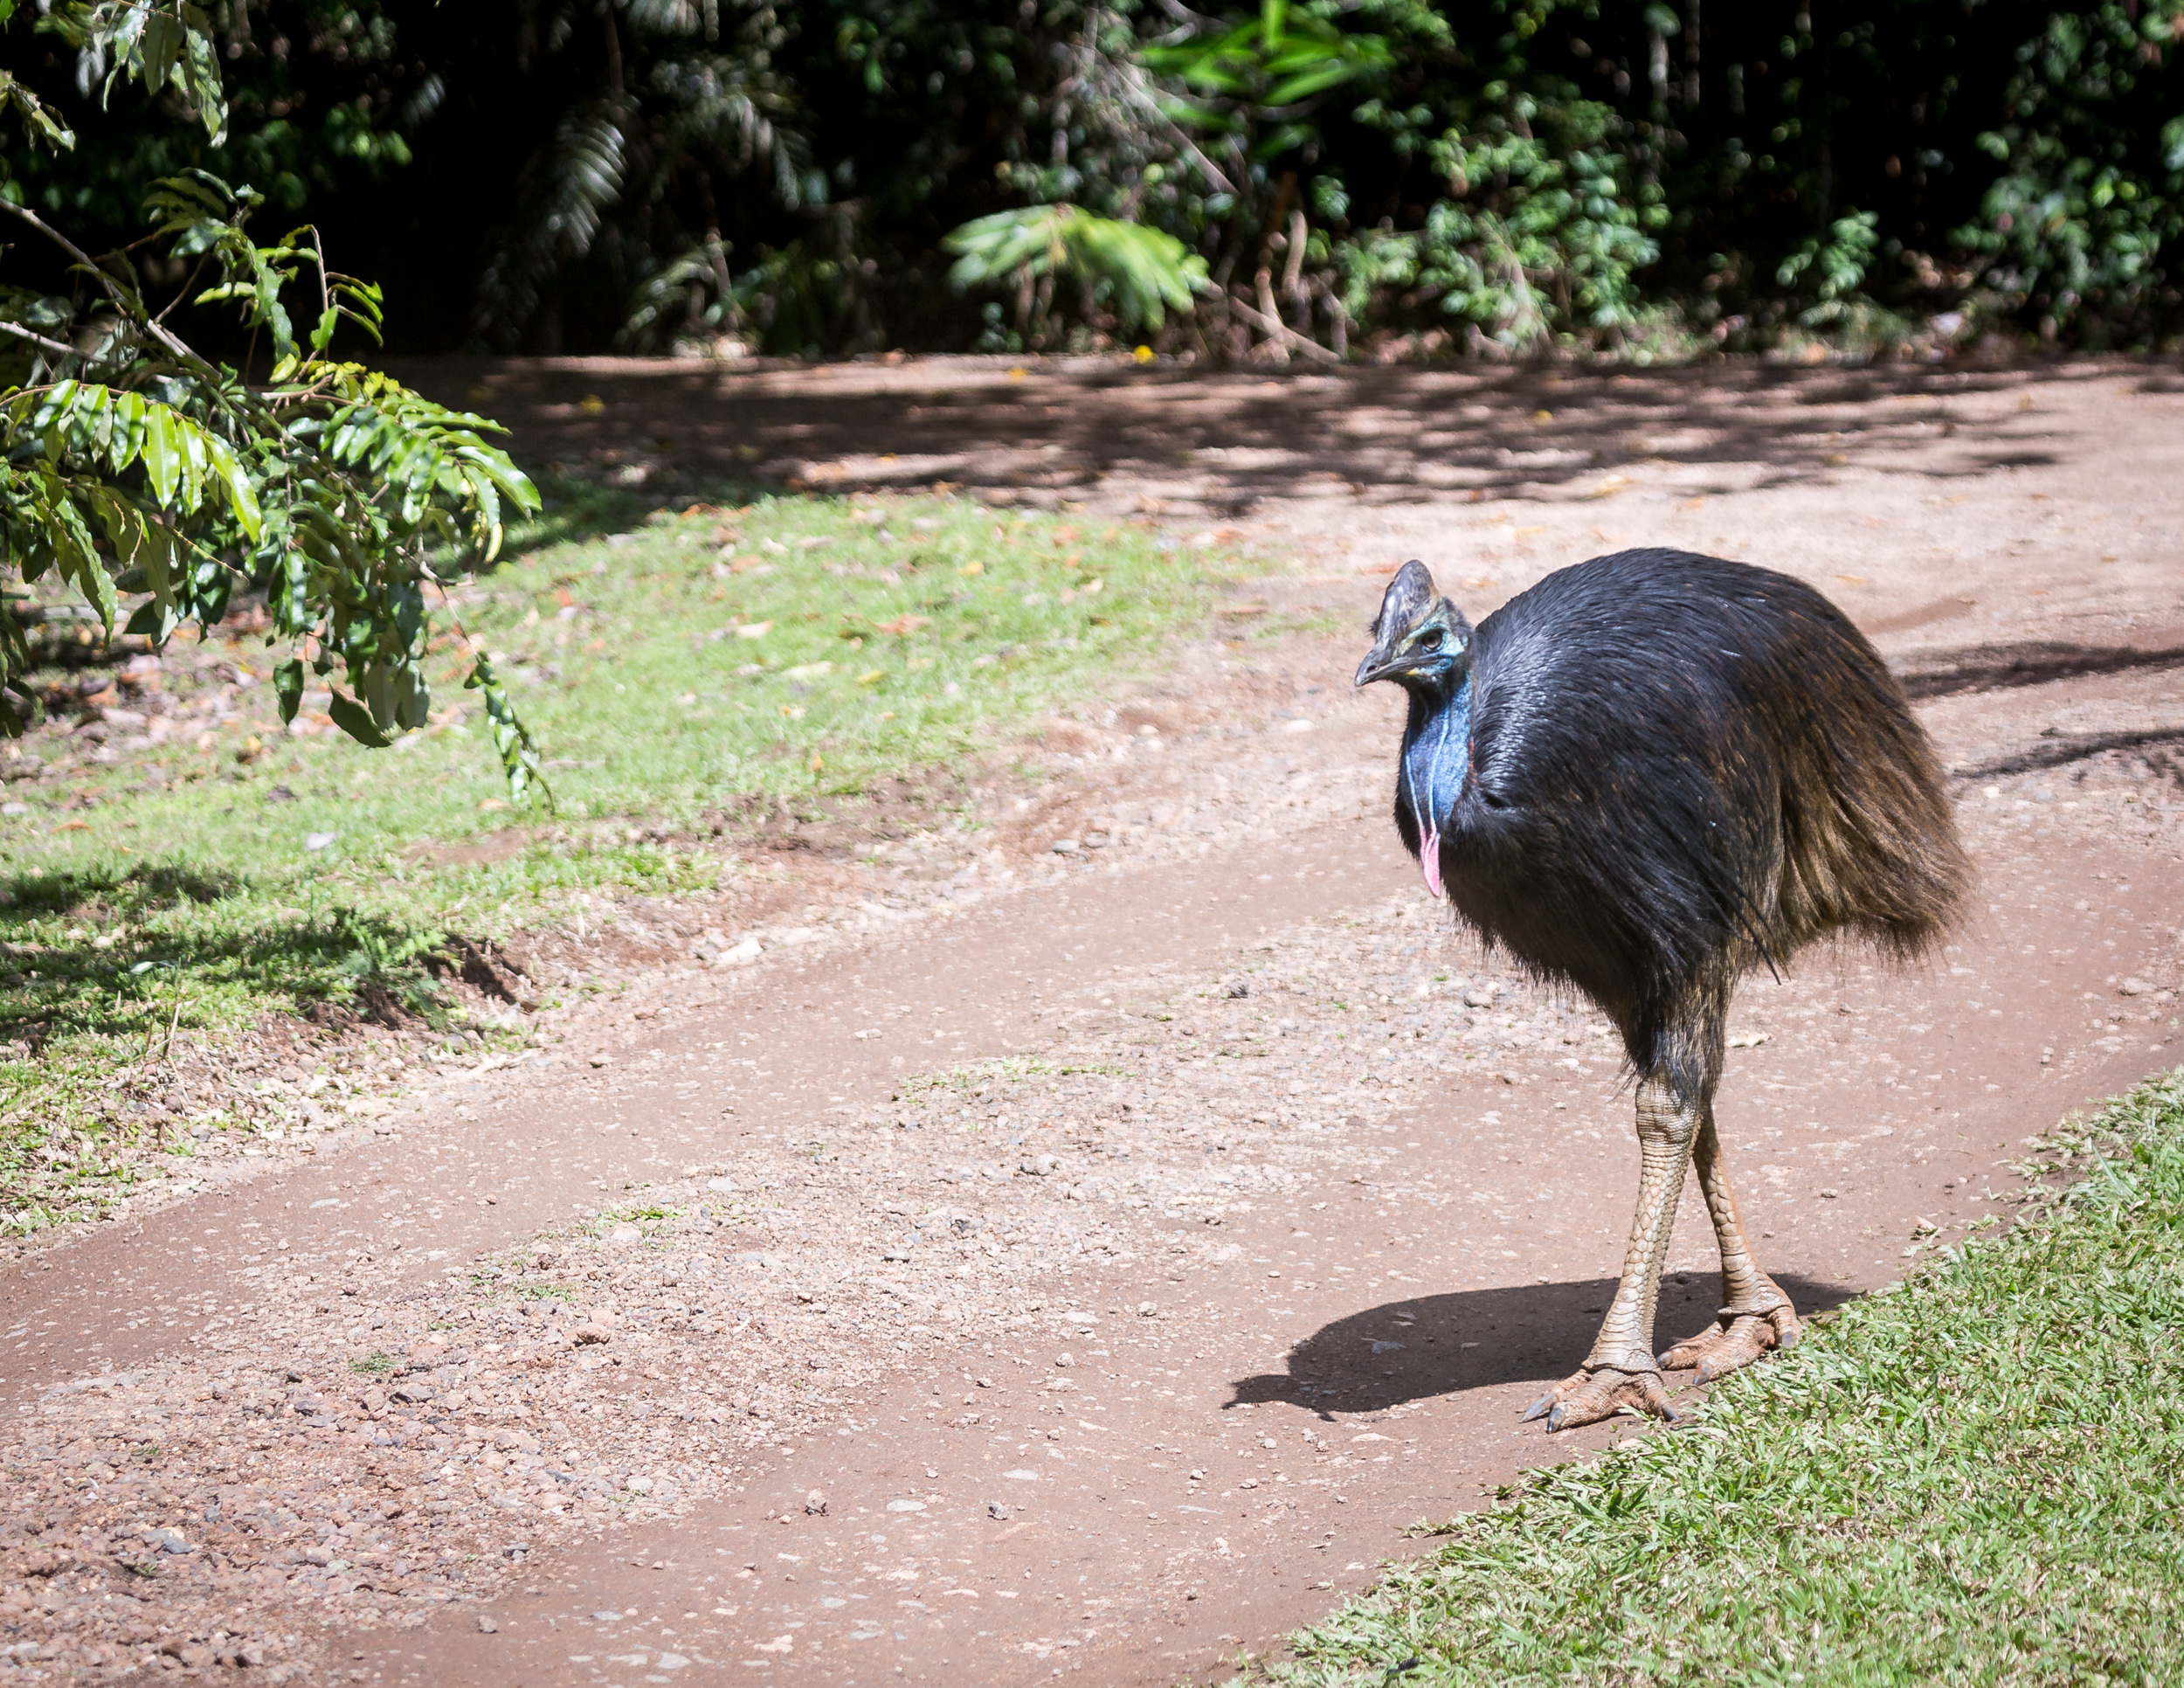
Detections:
[1358, 548, 1970, 1429]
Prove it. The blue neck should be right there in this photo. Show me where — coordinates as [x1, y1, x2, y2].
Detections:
[1401, 675, 1472, 838]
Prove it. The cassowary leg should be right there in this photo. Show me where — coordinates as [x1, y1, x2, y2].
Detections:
[1659, 1106, 1801, 1380]
[1523, 1078, 1695, 1431]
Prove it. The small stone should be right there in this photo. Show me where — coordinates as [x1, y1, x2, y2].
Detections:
[1054, 1352, 1074, 1368]
[886, 1498, 927, 1513]
[589, 1053, 613, 1068]
[162, 1640, 216, 1667]
[1051, 838, 1080, 854]
[1188, 1470, 1206, 1481]
[1819, 1187, 1840, 1200]
[476, 1615, 499, 1634]
[145, 1527, 191, 1554]
[976, 1376, 992, 1388]
[804, 1490, 827, 1516]
[625, 1476, 653, 1495]
[707, 1176, 736, 1193]
[2120, 977, 2153, 996]
[608, 1222, 643, 1243]
[987, 1502, 1010, 1519]
[1137, 1301, 1158, 1318]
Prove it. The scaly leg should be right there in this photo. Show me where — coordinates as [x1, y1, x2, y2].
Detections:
[1659, 1105, 1800, 1379]
[1524, 1077, 1697, 1431]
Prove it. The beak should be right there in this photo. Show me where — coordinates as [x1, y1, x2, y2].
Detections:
[1354, 647, 1405, 688]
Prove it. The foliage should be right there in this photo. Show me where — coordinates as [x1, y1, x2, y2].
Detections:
[1955, 3, 2184, 343]
[1241, 1069, 2184, 1686]
[10, 3, 2184, 359]
[942, 205, 1208, 333]
[0, 3, 544, 796]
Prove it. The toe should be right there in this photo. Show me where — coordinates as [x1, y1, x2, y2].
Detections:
[1544, 1367, 1676, 1432]
[1658, 1330, 1720, 1371]
[1688, 1312, 1788, 1381]
[1693, 1332, 1766, 1382]
[1520, 1369, 1588, 1423]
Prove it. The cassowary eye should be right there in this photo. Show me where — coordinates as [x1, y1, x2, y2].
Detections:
[1413, 626, 1443, 651]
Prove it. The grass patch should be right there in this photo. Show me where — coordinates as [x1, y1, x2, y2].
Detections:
[1250, 1070, 2184, 1686]
[895, 1054, 1059, 1103]
[348, 1352, 400, 1375]
[0, 484, 1248, 1231]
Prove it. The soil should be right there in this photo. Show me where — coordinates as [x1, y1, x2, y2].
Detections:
[3, 354, 2182, 1685]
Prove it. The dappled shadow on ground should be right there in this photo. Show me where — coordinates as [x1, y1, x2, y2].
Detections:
[0, 861, 446, 1044]
[1955, 729, 2184, 787]
[1226, 1272, 1853, 1420]
[1895, 639, 2184, 702]
[388, 354, 2147, 517]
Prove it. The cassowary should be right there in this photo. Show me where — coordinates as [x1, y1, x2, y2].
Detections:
[1356, 550, 1969, 1431]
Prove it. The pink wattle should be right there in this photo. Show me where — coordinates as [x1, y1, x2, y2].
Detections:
[1420, 829, 1442, 898]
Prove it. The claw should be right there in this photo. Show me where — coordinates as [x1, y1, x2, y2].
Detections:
[1521, 1366, 1678, 1432]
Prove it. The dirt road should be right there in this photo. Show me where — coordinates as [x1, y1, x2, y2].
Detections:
[3, 356, 2181, 1685]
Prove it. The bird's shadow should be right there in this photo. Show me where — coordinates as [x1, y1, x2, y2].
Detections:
[1227, 1272, 1852, 1419]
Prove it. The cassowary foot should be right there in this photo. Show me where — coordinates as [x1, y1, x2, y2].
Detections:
[1659, 1303, 1801, 1381]
[1519, 1365, 1678, 1433]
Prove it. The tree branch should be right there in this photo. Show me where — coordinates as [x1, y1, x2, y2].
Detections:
[0, 199, 212, 377]
[0, 319, 84, 363]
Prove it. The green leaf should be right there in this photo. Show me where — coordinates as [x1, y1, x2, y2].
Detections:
[202, 434, 261, 540]
[142, 406, 182, 508]
[326, 689, 393, 749]
[273, 659, 305, 726]
[141, 12, 184, 96]
[464, 653, 552, 807]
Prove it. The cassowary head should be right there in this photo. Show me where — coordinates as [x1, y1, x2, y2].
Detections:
[1354, 560, 1474, 698]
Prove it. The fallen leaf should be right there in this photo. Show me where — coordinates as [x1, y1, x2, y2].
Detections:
[875, 614, 929, 635]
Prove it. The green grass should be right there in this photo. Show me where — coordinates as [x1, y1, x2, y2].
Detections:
[0, 482, 1251, 1232]
[1248, 1070, 2184, 1687]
